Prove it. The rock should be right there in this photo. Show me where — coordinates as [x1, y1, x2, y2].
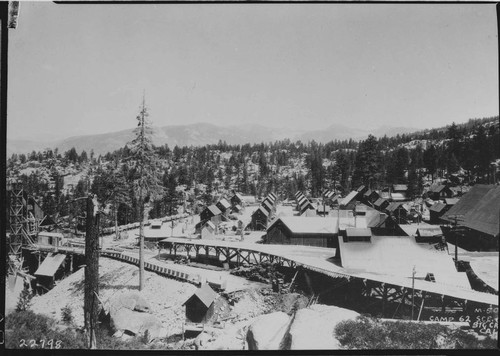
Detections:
[246, 312, 291, 350]
[112, 291, 151, 313]
[109, 291, 161, 341]
[286, 304, 360, 350]
[194, 332, 211, 350]
[110, 307, 163, 340]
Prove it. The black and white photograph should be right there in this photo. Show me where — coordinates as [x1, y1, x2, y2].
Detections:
[2, 1, 499, 352]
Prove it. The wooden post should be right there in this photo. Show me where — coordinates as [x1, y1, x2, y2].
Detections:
[382, 283, 387, 317]
[417, 293, 426, 321]
[84, 195, 99, 349]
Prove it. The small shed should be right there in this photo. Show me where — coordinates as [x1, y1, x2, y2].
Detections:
[34, 253, 67, 290]
[231, 204, 243, 213]
[183, 283, 230, 325]
[429, 202, 448, 224]
[37, 232, 65, 249]
[415, 226, 443, 243]
[201, 221, 216, 239]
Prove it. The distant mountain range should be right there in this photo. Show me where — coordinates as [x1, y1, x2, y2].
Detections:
[7, 122, 419, 156]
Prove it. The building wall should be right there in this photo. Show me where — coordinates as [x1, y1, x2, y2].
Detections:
[200, 209, 213, 222]
[266, 224, 332, 248]
[250, 211, 268, 230]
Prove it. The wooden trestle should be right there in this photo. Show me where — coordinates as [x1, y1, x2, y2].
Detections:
[166, 241, 298, 269]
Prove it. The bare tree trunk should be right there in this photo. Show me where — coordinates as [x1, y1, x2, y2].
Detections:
[139, 217, 144, 291]
[114, 196, 119, 240]
[84, 195, 99, 349]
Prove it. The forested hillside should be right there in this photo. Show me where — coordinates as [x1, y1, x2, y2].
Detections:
[6, 116, 499, 230]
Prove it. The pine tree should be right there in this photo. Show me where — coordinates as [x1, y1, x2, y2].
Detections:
[127, 97, 164, 291]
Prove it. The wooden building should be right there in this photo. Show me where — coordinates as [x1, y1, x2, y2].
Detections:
[201, 221, 216, 239]
[442, 184, 500, 251]
[374, 197, 390, 212]
[261, 199, 274, 214]
[426, 184, 453, 201]
[386, 202, 408, 224]
[231, 193, 244, 207]
[265, 216, 338, 248]
[216, 199, 231, 216]
[250, 207, 270, 230]
[200, 204, 222, 224]
[363, 189, 380, 204]
[182, 283, 230, 326]
[429, 202, 448, 224]
[339, 191, 358, 210]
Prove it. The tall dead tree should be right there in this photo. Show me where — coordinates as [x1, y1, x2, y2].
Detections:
[128, 96, 164, 291]
[84, 194, 100, 349]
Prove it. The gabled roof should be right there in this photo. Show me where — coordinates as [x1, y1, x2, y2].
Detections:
[386, 202, 406, 213]
[263, 197, 274, 206]
[35, 253, 67, 277]
[390, 192, 407, 201]
[216, 199, 231, 210]
[299, 198, 312, 208]
[374, 197, 388, 207]
[416, 226, 443, 237]
[325, 190, 336, 198]
[356, 185, 366, 192]
[268, 216, 338, 235]
[340, 191, 358, 206]
[330, 194, 341, 203]
[442, 184, 500, 237]
[429, 202, 447, 213]
[266, 193, 277, 201]
[232, 193, 244, 201]
[206, 205, 222, 216]
[252, 206, 270, 217]
[338, 235, 471, 290]
[297, 195, 307, 204]
[203, 220, 216, 230]
[428, 184, 448, 193]
[363, 189, 373, 197]
[183, 283, 218, 308]
[262, 199, 274, 211]
[444, 198, 459, 206]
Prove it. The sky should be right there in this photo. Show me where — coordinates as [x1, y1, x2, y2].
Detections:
[7, 2, 499, 141]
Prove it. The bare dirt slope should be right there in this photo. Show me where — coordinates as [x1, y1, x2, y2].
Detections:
[30, 257, 197, 337]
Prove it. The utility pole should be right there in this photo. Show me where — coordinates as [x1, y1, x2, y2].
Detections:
[411, 265, 416, 321]
[448, 214, 463, 264]
[84, 194, 100, 349]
